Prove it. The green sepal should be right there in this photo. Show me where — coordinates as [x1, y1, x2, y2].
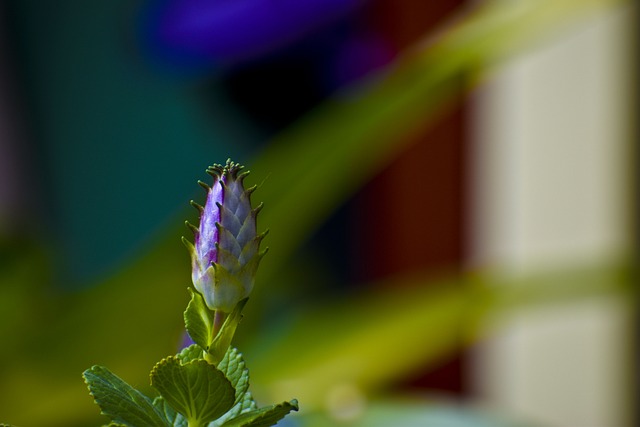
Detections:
[184, 288, 215, 351]
[219, 400, 299, 427]
[83, 365, 169, 427]
[150, 356, 235, 427]
[207, 298, 248, 364]
[208, 262, 248, 313]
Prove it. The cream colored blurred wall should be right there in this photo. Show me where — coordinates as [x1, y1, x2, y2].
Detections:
[470, 3, 635, 426]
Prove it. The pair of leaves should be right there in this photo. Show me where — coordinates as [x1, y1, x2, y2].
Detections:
[184, 289, 247, 364]
[84, 360, 231, 427]
[83, 283, 296, 427]
[162, 344, 256, 426]
[83, 346, 297, 427]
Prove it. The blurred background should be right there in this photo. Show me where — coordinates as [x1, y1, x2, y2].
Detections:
[0, 0, 636, 426]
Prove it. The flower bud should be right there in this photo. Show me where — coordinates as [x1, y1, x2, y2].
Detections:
[183, 160, 267, 312]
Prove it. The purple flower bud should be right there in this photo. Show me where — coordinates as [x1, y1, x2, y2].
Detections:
[183, 160, 267, 312]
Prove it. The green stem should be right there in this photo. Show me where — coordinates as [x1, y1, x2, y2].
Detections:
[204, 310, 228, 364]
[212, 310, 226, 339]
[204, 350, 216, 364]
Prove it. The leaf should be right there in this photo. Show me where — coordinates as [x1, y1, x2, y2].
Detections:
[184, 288, 215, 351]
[211, 392, 258, 427]
[208, 299, 248, 364]
[211, 347, 258, 426]
[177, 344, 204, 363]
[153, 397, 187, 427]
[83, 365, 169, 427]
[218, 347, 251, 403]
[150, 357, 235, 426]
[220, 400, 298, 427]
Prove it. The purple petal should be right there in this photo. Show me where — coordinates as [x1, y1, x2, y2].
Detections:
[197, 177, 223, 267]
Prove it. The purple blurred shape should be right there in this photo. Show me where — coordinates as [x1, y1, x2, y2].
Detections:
[181, 331, 196, 349]
[149, 0, 365, 65]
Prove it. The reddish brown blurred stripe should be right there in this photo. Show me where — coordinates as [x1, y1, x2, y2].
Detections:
[353, 0, 469, 396]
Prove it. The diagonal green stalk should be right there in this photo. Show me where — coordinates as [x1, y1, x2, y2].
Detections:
[248, 0, 626, 289]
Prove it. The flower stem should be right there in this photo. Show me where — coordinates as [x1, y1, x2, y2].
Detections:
[203, 310, 228, 364]
[212, 310, 226, 338]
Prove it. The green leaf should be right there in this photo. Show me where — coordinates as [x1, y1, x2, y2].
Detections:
[150, 357, 235, 426]
[220, 400, 299, 427]
[184, 288, 215, 351]
[83, 365, 169, 427]
[211, 347, 258, 426]
[218, 347, 250, 403]
[153, 397, 187, 427]
[177, 344, 204, 363]
[209, 392, 258, 427]
[208, 299, 248, 364]
[211, 392, 258, 427]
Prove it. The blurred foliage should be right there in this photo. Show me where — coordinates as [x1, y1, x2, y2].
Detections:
[247, 262, 633, 410]
[299, 398, 540, 427]
[0, 0, 633, 426]
[246, 0, 625, 286]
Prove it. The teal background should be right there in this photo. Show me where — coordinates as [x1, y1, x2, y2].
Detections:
[7, 0, 260, 285]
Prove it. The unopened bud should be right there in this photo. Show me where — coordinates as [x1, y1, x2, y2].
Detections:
[183, 159, 266, 312]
